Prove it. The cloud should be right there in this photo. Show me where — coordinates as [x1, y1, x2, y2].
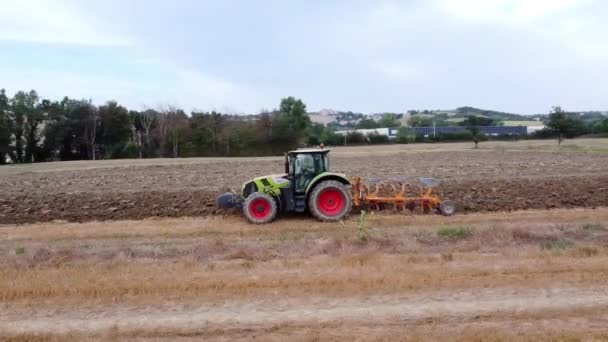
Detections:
[1, 0, 606, 114]
[1, 68, 152, 106]
[169, 68, 271, 113]
[435, 0, 593, 25]
[370, 61, 430, 82]
[128, 58, 271, 113]
[0, 0, 130, 46]
[2, 60, 271, 113]
[434, 0, 607, 60]
[0, 0, 267, 113]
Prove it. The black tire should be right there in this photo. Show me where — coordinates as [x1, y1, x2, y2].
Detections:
[439, 200, 456, 216]
[308, 180, 352, 221]
[243, 192, 278, 224]
[216, 192, 241, 210]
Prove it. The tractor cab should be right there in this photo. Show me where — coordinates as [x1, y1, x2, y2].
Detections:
[285, 149, 330, 193]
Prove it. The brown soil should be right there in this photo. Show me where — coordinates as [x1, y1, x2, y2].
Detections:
[1, 149, 607, 224]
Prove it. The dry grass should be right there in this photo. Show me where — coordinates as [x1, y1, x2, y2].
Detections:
[2, 208, 608, 339]
[1, 209, 608, 307]
[4, 305, 608, 341]
[4, 207, 608, 241]
[3, 252, 608, 306]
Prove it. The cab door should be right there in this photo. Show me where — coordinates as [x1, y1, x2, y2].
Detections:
[293, 154, 316, 193]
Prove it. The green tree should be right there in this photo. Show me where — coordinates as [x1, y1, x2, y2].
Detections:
[463, 115, 487, 149]
[41, 98, 96, 161]
[40, 98, 69, 160]
[408, 115, 433, 127]
[306, 123, 325, 146]
[367, 132, 389, 144]
[10, 90, 42, 163]
[128, 110, 143, 159]
[256, 111, 273, 145]
[356, 118, 379, 129]
[168, 109, 188, 158]
[229, 121, 259, 156]
[595, 118, 608, 134]
[396, 127, 416, 144]
[345, 131, 366, 145]
[139, 109, 157, 157]
[305, 123, 342, 147]
[458, 115, 496, 127]
[0, 89, 11, 164]
[25, 94, 46, 162]
[9, 92, 25, 162]
[98, 101, 131, 158]
[377, 113, 401, 128]
[546, 106, 586, 145]
[188, 112, 214, 156]
[277, 97, 310, 144]
[270, 113, 297, 151]
[188, 111, 226, 156]
[208, 111, 225, 154]
[320, 129, 343, 146]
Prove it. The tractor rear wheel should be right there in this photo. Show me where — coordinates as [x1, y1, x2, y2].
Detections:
[308, 180, 352, 221]
[243, 192, 278, 224]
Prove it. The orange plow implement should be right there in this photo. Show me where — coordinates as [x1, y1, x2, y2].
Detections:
[351, 177, 455, 215]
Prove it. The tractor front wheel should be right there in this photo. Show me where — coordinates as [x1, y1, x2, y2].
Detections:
[243, 192, 278, 224]
[308, 180, 352, 221]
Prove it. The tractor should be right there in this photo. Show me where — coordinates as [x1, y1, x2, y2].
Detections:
[217, 148, 455, 224]
[217, 148, 351, 224]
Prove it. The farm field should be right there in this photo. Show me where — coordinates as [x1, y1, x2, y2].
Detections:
[2, 209, 608, 340]
[1, 139, 607, 224]
[1, 139, 608, 340]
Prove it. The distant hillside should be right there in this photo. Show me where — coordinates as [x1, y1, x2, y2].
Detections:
[452, 107, 529, 121]
[308, 110, 367, 129]
[304, 106, 606, 129]
[307, 106, 532, 129]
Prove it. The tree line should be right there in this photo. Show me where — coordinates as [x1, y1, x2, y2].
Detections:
[0, 89, 314, 164]
[1, 88, 607, 164]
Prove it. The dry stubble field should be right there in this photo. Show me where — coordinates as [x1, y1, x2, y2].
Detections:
[1, 139, 608, 341]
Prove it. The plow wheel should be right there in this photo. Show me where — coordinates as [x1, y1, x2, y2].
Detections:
[439, 200, 456, 216]
[309, 181, 352, 221]
[243, 192, 277, 224]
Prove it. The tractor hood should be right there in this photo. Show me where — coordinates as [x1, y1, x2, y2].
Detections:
[242, 174, 291, 198]
[253, 174, 289, 183]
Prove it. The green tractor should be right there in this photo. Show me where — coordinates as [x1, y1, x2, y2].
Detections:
[217, 149, 352, 224]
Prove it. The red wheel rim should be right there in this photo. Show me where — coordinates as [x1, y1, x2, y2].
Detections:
[318, 188, 346, 216]
[249, 198, 271, 219]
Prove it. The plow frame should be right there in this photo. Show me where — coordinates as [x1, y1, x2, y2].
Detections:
[351, 177, 444, 213]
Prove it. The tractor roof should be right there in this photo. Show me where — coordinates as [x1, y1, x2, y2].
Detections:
[286, 148, 330, 155]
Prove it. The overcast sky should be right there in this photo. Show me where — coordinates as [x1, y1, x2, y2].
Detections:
[1, 0, 606, 114]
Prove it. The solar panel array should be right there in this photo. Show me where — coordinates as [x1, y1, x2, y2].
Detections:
[388, 126, 527, 137]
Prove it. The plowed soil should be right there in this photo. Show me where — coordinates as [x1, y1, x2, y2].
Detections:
[1, 146, 608, 224]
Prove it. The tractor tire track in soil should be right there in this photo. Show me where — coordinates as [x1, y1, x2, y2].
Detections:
[1, 175, 607, 224]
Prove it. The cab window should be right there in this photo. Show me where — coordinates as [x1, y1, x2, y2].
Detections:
[295, 154, 315, 174]
[313, 153, 325, 172]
